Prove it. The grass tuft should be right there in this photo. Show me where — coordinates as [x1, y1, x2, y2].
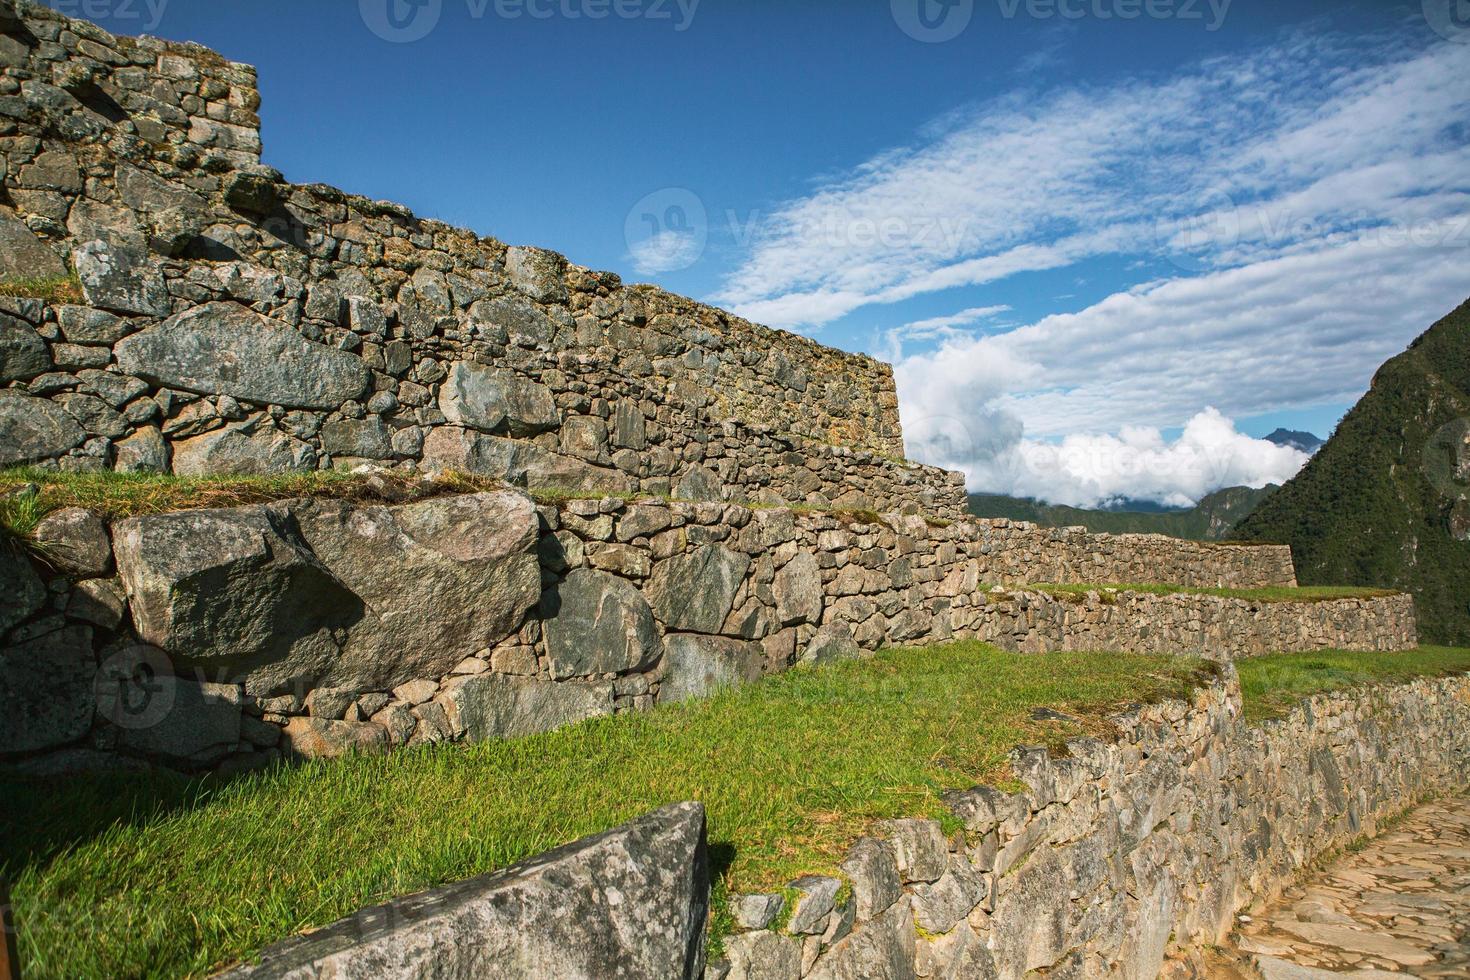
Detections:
[1235, 646, 1470, 723]
[0, 273, 84, 304]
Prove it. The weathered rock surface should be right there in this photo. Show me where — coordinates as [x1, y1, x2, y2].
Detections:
[117, 677, 242, 764]
[219, 802, 710, 980]
[423, 427, 635, 493]
[543, 568, 660, 680]
[658, 634, 763, 704]
[438, 673, 613, 741]
[807, 899, 916, 980]
[73, 239, 169, 316]
[0, 537, 47, 635]
[32, 507, 112, 577]
[280, 717, 388, 760]
[170, 425, 316, 476]
[0, 624, 94, 754]
[649, 544, 750, 633]
[115, 302, 370, 409]
[0, 389, 85, 466]
[438, 362, 559, 436]
[0, 209, 67, 280]
[0, 313, 50, 382]
[774, 552, 823, 626]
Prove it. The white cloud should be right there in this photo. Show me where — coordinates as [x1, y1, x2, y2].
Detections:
[627, 229, 703, 275]
[927, 408, 1309, 510]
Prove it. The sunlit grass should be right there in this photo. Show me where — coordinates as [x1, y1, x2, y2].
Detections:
[1235, 646, 1470, 722]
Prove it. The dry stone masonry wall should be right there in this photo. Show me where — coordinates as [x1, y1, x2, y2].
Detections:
[0, 487, 1414, 774]
[0, 0, 973, 518]
[713, 669, 1470, 979]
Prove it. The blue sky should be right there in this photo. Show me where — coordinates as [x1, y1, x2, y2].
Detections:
[64, 0, 1470, 505]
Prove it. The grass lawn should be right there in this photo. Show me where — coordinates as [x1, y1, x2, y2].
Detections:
[1, 644, 1217, 979]
[1235, 646, 1470, 722]
[1030, 582, 1400, 603]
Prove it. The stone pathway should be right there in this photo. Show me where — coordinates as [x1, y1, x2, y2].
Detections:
[1230, 795, 1470, 978]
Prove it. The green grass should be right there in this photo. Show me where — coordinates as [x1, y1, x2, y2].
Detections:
[1029, 582, 1399, 603]
[1, 644, 1216, 979]
[1235, 646, 1470, 722]
[0, 273, 83, 304]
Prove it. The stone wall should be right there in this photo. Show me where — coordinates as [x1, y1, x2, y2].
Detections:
[0, 1, 973, 516]
[714, 669, 1470, 979]
[0, 486, 1414, 774]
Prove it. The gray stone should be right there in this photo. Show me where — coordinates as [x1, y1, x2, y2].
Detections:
[0, 624, 93, 754]
[32, 507, 112, 577]
[0, 389, 85, 466]
[113, 505, 359, 696]
[0, 209, 67, 280]
[648, 544, 750, 633]
[57, 305, 130, 345]
[115, 302, 370, 409]
[280, 717, 389, 760]
[505, 246, 569, 304]
[723, 930, 802, 980]
[0, 536, 47, 634]
[613, 400, 647, 449]
[911, 861, 988, 934]
[807, 899, 916, 980]
[290, 492, 543, 692]
[802, 622, 860, 666]
[423, 427, 635, 494]
[170, 425, 315, 476]
[675, 464, 723, 502]
[304, 687, 357, 720]
[438, 362, 559, 436]
[787, 875, 842, 935]
[57, 391, 128, 438]
[775, 551, 823, 626]
[73, 239, 169, 316]
[0, 314, 49, 381]
[544, 568, 661, 680]
[469, 295, 556, 348]
[657, 633, 763, 704]
[223, 171, 280, 214]
[67, 578, 127, 630]
[118, 677, 243, 765]
[876, 819, 949, 884]
[732, 893, 786, 931]
[113, 426, 170, 473]
[219, 802, 708, 980]
[439, 673, 614, 741]
[320, 417, 393, 460]
[840, 838, 903, 922]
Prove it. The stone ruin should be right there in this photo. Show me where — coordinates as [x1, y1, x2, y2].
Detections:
[0, 0, 1416, 776]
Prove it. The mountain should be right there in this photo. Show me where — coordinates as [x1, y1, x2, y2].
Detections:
[967, 485, 1276, 541]
[1236, 299, 1470, 644]
[1264, 428, 1325, 454]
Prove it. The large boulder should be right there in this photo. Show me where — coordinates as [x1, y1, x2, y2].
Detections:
[0, 390, 85, 466]
[438, 362, 559, 436]
[0, 624, 95, 754]
[657, 634, 763, 704]
[648, 545, 751, 633]
[113, 505, 359, 696]
[423, 428, 634, 494]
[220, 802, 709, 980]
[543, 568, 661, 680]
[438, 673, 613, 741]
[115, 302, 369, 409]
[291, 492, 542, 691]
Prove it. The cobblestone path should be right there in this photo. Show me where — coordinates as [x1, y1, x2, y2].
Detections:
[1230, 795, 1470, 978]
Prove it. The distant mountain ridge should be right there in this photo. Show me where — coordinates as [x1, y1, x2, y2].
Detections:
[968, 485, 1276, 541]
[1264, 428, 1325, 454]
[1236, 298, 1470, 645]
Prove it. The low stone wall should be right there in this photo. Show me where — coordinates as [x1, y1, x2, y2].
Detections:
[715, 670, 1470, 979]
[971, 588, 1417, 659]
[0, 486, 1413, 774]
